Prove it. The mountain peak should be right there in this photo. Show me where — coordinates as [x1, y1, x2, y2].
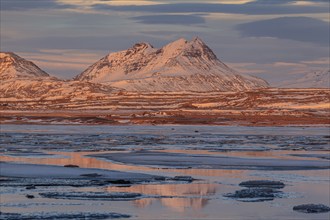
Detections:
[75, 37, 269, 92]
[191, 36, 204, 44]
[161, 38, 188, 58]
[186, 37, 217, 60]
[132, 42, 154, 50]
[168, 37, 188, 46]
[0, 52, 50, 80]
[161, 37, 217, 60]
[1, 52, 21, 62]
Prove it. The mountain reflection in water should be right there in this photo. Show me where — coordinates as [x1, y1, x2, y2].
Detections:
[107, 183, 218, 212]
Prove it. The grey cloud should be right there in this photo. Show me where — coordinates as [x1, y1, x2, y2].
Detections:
[2, 35, 167, 52]
[139, 30, 202, 37]
[132, 15, 205, 25]
[246, 0, 329, 4]
[198, 34, 328, 64]
[3, 29, 328, 64]
[92, 2, 328, 15]
[0, 0, 75, 11]
[236, 17, 330, 46]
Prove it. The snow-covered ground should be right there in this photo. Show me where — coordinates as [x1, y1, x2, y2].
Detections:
[1, 88, 328, 126]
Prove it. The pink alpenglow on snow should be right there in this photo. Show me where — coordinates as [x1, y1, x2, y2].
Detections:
[75, 37, 269, 92]
[0, 52, 50, 80]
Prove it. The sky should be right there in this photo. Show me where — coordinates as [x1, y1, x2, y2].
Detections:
[1, 0, 329, 85]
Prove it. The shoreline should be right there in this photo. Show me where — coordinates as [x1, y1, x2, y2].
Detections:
[0, 161, 162, 181]
[1, 110, 329, 126]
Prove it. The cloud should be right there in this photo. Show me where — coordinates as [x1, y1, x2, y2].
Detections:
[17, 49, 106, 79]
[236, 17, 330, 46]
[226, 62, 266, 74]
[246, 0, 328, 5]
[58, 0, 162, 6]
[273, 62, 307, 68]
[131, 15, 205, 25]
[2, 35, 169, 52]
[91, 2, 328, 15]
[98, 0, 160, 6]
[0, 0, 75, 11]
[301, 57, 330, 66]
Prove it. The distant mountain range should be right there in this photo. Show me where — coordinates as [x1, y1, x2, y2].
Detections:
[278, 69, 330, 88]
[1, 37, 328, 101]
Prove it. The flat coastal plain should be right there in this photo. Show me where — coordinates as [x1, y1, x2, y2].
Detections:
[1, 88, 329, 126]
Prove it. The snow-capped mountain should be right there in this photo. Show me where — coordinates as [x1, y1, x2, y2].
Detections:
[0, 52, 119, 100]
[75, 37, 269, 92]
[0, 52, 50, 80]
[279, 69, 330, 88]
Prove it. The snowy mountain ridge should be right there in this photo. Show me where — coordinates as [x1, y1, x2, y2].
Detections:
[75, 37, 269, 92]
[0, 52, 119, 100]
[279, 69, 330, 88]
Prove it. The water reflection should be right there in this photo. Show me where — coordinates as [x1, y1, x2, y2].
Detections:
[108, 183, 218, 196]
[134, 198, 210, 212]
[0, 151, 246, 178]
[155, 149, 329, 161]
[107, 183, 218, 212]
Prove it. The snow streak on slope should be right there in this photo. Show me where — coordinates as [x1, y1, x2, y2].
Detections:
[75, 37, 269, 92]
[0, 52, 50, 80]
[279, 69, 330, 88]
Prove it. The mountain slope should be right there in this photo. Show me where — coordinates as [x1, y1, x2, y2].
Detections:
[279, 69, 330, 88]
[75, 37, 269, 92]
[0, 52, 50, 80]
[0, 79, 118, 101]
